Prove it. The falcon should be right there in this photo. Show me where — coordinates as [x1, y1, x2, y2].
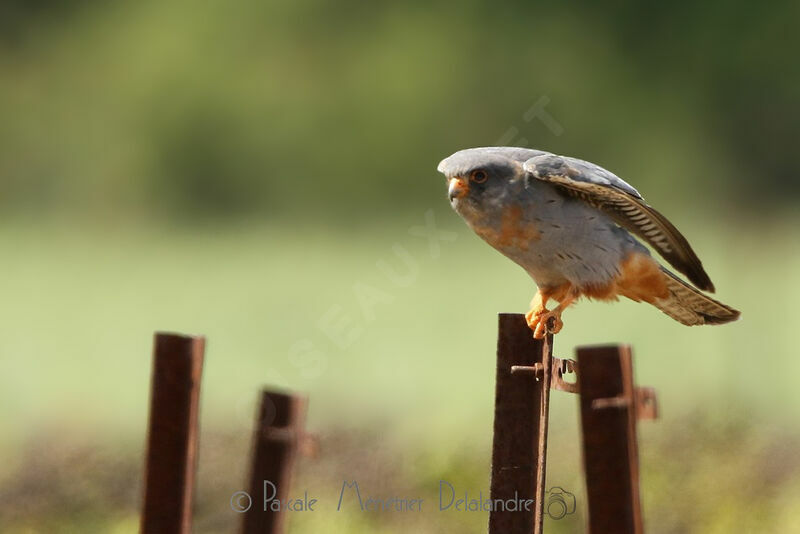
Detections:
[437, 147, 740, 338]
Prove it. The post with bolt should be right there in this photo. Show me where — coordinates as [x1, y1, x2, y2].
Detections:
[488, 313, 552, 534]
[577, 345, 658, 534]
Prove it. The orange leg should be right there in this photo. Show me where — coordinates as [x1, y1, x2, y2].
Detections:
[529, 288, 579, 339]
[525, 288, 552, 330]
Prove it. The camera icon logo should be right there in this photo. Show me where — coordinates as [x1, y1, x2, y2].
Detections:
[545, 486, 576, 519]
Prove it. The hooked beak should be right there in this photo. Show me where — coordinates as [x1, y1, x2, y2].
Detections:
[448, 177, 469, 201]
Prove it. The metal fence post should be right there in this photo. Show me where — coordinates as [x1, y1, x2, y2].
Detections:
[577, 345, 657, 534]
[240, 389, 308, 534]
[488, 313, 553, 534]
[140, 332, 205, 534]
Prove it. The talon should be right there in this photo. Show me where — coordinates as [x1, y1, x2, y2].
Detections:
[526, 289, 550, 330]
[526, 287, 567, 338]
[525, 307, 547, 329]
[532, 311, 564, 339]
[533, 319, 547, 339]
[545, 313, 563, 334]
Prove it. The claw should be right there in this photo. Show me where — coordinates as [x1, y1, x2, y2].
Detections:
[525, 289, 550, 330]
[527, 308, 563, 339]
[526, 286, 571, 338]
[532, 311, 563, 339]
[525, 307, 546, 329]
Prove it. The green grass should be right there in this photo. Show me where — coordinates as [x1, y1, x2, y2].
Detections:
[0, 213, 797, 439]
[0, 212, 798, 532]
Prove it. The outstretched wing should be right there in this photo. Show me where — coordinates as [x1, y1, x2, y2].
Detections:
[523, 153, 715, 292]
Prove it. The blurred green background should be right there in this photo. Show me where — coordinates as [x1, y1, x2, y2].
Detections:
[1, 1, 799, 532]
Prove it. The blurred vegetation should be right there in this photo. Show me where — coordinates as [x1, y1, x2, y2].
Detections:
[0, 220, 798, 533]
[0, 0, 798, 223]
[3, 417, 800, 533]
[0, 1, 798, 533]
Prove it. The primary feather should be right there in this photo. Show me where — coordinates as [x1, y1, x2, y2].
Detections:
[523, 153, 715, 292]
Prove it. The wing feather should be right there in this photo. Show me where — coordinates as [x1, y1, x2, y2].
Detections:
[524, 154, 715, 292]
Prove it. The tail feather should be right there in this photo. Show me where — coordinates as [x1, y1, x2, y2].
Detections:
[654, 268, 740, 326]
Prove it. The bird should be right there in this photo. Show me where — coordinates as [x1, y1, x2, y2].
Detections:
[437, 147, 740, 339]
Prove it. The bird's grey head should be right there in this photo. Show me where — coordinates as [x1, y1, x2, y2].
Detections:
[436, 147, 542, 215]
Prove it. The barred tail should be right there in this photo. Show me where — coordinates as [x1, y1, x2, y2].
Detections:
[654, 268, 740, 326]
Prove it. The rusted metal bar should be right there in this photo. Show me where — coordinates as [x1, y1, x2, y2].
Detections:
[533, 333, 553, 533]
[577, 345, 654, 534]
[550, 357, 579, 394]
[488, 313, 552, 534]
[510, 356, 577, 394]
[140, 333, 205, 534]
[241, 389, 308, 534]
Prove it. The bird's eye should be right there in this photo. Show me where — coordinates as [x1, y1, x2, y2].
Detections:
[470, 169, 488, 183]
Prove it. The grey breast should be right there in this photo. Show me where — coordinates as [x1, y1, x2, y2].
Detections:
[491, 177, 642, 290]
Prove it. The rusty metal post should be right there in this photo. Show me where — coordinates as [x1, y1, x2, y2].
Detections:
[240, 389, 308, 534]
[140, 333, 205, 534]
[488, 313, 552, 534]
[577, 345, 655, 534]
